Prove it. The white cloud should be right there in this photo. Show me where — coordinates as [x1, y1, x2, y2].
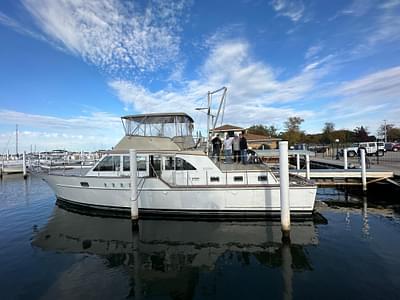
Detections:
[0, 110, 123, 151]
[336, 66, 400, 100]
[340, 0, 375, 17]
[270, 0, 305, 22]
[305, 43, 323, 60]
[0, 10, 48, 42]
[316, 66, 400, 131]
[20, 0, 189, 77]
[0, 110, 120, 130]
[109, 39, 318, 132]
[367, 2, 400, 45]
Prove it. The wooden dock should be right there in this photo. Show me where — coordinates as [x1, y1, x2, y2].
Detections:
[253, 149, 399, 188]
[291, 156, 399, 187]
[290, 169, 394, 186]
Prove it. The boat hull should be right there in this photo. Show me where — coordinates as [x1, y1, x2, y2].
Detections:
[41, 174, 317, 218]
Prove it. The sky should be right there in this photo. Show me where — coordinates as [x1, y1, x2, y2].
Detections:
[0, 0, 400, 152]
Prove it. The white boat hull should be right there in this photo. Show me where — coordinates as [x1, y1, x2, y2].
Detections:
[41, 174, 317, 217]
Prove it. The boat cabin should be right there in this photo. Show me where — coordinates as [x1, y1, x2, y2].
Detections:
[85, 112, 278, 186]
[115, 112, 197, 151]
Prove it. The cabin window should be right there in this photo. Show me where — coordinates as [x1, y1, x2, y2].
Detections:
[176, 158, 196, 170]
[210, 176, 219, 182]
[234, 176, 243, 182]
[150, 156, 161, 175]
[165, 156, 175, 170]
[258, 175, 268, 181]
[123, 156, 147, 171]
[93, 156, 120, 172]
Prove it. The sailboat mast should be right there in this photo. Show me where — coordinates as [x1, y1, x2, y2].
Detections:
[16, 124, 18, 157]
[206, 92, 211, 156]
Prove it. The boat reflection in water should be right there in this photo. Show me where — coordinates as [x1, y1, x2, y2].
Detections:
[32, 203, 319, 299]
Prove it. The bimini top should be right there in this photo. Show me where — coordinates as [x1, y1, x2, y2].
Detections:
[121, 112, 194, 124]
[121, 112, 194, 138]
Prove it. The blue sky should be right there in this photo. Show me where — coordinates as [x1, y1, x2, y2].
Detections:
[1, 0, 400, 151]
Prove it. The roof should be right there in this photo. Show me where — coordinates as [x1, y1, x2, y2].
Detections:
[121, 112, 194, 124]
[213, 124, 244, 132]
[113, 136, 180, 151]
[245, 133, 282, 142]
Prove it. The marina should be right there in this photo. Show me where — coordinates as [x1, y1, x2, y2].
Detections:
[1, 175, 400, 299]
[1, 1, 400, 299]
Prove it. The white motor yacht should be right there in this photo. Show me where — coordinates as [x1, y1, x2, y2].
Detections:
[40, 112, 317, 218]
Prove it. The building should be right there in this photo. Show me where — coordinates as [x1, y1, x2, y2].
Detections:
[212, 124, 281, 149]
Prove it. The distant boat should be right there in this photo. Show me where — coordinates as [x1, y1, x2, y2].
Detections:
[1, 160, 23, 174]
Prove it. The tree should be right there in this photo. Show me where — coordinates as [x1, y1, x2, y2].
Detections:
[282, 117, 305, 145]
[321, 122, 335, 144]
[378, 123, 400, 142]
[247, 124, 279, 137]
[353, 126, 370, 142]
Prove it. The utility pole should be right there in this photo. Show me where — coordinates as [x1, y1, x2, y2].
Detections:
[384, 120, 387, 143]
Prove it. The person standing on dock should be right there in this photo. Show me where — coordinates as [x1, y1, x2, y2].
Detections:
[223, 135, 234, 163]
[239, 133, 248, 164]
[233, 134, 241, 163]
[211, 134, 222, 161]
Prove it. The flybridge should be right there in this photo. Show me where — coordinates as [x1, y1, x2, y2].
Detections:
[121, 113, 194, 137]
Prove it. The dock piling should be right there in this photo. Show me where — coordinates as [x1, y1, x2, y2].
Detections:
[279, 141, 290, 240]
[130, 149, 139, 229]
[360, 149, 367, 192]
[1, 155, 4, 179]
[305, 154, 310, 180]
[343, 149, 348, 170]
[23, 151, 27, 179]
[296, 154, 300, 170]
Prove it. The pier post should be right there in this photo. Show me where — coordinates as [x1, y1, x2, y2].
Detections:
[130, 149, 139, 229]
[360, 149, 367, 192]
[343, 149, 348, 170]
[296, 153, 300, 170]
[305, 154, 310, 180]
[279, 141, 290, 240]
[23, 151, 27, 179]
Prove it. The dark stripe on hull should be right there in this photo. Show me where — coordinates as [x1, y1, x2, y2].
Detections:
[56, 197, 314, 220]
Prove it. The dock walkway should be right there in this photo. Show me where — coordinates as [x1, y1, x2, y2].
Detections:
[289, 155, 399, 187]
[310, 156, 400, 177]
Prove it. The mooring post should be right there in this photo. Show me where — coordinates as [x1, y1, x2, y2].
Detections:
[23, 151, 27, 179]
[360, 149, 367, 192]
[0, 155, 3, 179]
[305, 154, 310, 180]
[343, 149, 348, 170]
[130, 149, 139, 229]
[296, 153, 300, 170]
[279, 141, 290, 240]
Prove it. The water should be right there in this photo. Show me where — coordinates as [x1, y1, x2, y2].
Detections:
[1, 176, 400, 300]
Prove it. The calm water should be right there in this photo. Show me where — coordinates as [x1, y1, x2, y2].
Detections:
[1, 176, 400, 300]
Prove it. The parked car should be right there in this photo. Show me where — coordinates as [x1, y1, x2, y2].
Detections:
[392, 143, 400, 152]
[385, 142, 394, 151]
[341, 142, 385, 157]
[340, 143, 359, 157]
[385, 142, 400, 151]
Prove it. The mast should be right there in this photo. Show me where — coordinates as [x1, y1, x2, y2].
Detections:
[16, 124, 18, 157]
[206, 91, 211, 156]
